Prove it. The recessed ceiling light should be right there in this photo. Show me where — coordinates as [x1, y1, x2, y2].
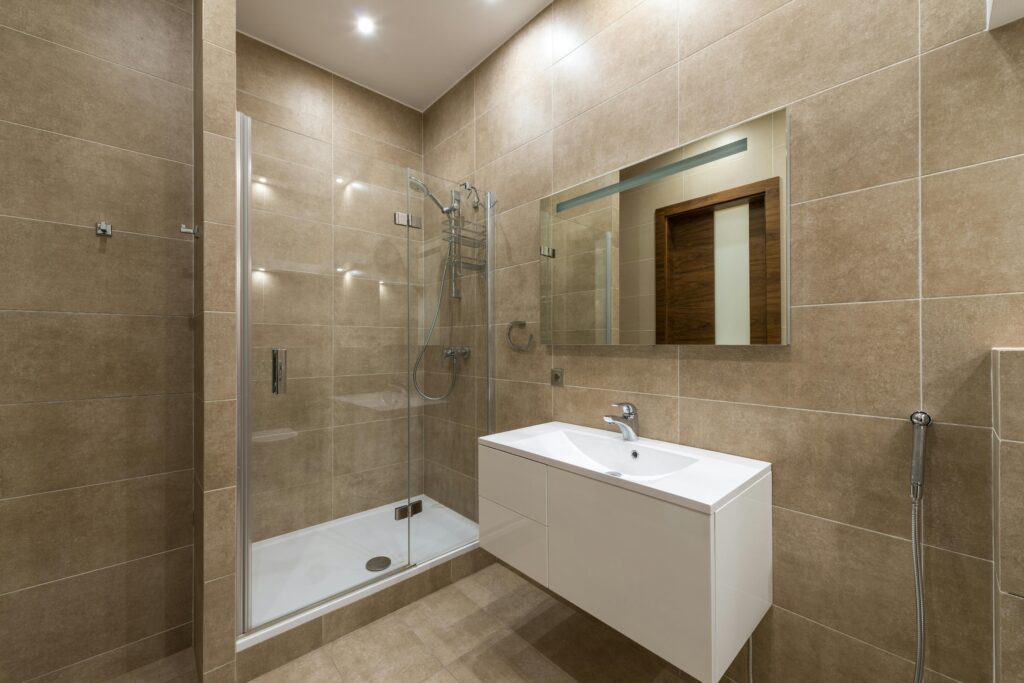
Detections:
[335, 176, 345, 184]
[356, 16, 375, 35]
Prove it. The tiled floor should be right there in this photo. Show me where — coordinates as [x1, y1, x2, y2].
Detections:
[111, 648, 197, 683]
[253, 563, 699, 683]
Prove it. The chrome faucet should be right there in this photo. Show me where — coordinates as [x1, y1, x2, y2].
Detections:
[603, 402, 639, 441]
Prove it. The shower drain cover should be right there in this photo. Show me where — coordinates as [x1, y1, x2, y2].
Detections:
[366, 556, 392, 572]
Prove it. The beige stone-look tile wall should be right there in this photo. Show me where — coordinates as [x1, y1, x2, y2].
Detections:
[234, 34, 428, 537]
[0, 1, 196, 681]
[994, 348, 1024, 680]
[193, 0, 238, 681]
[423, 1, 1023, 680]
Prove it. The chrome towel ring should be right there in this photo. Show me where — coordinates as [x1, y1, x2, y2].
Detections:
[506, 320, 534, 352]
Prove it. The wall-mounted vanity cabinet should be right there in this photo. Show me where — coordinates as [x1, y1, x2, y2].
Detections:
[478, 422, 772, 683]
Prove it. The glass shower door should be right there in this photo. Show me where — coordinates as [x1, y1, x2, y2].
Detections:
[239, 113, 412, 631]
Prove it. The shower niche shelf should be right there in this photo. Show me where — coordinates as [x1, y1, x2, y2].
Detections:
[478, 422, 772, 683]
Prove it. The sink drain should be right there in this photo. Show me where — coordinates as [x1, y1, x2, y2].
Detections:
[365, 556, 392, 572]
[606, 471, 622, 477]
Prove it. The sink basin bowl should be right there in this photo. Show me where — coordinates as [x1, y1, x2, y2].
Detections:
[480, 421, 770, 513]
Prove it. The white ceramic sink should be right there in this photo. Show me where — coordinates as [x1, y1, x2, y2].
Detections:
[481, 421, 770, 513]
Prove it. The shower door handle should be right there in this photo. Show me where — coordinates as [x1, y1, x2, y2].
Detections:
[272, 348, 287, 394]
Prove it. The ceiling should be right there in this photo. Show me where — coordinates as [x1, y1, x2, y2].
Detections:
[237, 0, 553, 112]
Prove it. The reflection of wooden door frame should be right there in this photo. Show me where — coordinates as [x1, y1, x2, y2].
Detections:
[654, 177, 781, 345]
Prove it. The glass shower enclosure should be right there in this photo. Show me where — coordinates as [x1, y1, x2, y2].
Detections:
[235, 112, 492, 633]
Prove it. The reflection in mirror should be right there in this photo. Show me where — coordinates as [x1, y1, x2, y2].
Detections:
[540, 109, 789, 346]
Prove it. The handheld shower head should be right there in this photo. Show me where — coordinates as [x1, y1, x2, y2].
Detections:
[409, 176, 452, 214]
[910, 411, 931, 501]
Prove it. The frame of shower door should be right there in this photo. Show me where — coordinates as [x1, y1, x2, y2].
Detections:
[235, 111, 495, 636]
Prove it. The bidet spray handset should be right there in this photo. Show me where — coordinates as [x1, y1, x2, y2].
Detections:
[910, 411, 931, 501]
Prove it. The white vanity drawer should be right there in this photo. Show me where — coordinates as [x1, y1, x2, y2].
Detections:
[478, 445, 547, 524]
[479, 496, 548, 586]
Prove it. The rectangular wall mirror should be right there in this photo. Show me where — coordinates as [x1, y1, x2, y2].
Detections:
[540, 109, 790, 346]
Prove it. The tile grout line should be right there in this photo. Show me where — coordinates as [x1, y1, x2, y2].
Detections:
[0, 211, 196, 243]
[1, 467, 194, 503]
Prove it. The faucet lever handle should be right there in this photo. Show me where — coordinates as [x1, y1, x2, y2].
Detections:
[611, 402, 636, 418]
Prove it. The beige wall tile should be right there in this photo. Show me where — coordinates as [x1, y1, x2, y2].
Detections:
[494, 323, 551, 383]
[333, 145, 410, 193]
[252, 324, 332, 381]
[0, 470, 192, 593]
[199, 312, 237, 401]
[790, 60, 918, 202]
[251, 210, 331, 276]
[680, 400, 992, 559]
[333, 277, 409, 327]
[0, 217, 193, 316]
[678, 0, 917, 142]
[236, 618, 323, 682]
[922, 22, 1024, 173]
[494, 201, 541, 270]
[550, 0, 644, 62]
[1002, 591, 1024, 680]
[0, 27, 192, 163]
[0, 121, 192, 239]
[678, 0, 791, 58]
[333, 76, 422, 154]
[202, 574, 235, 673]
[425, 417, 475, 476]
[494, 261, 541, 323]
[0, 0, 192, 87]
[332, 374, 408, 425]
[202, 42, 236, 139]
[922, 155, 1024, 297]
[252, 376, 332, 433]
[922, 0, 987, 51]
[252, 153, 333, 224]
[494, 380, 552, 432]
[334, 417, 413, 474]
[553, 66, 677, 190]
[335, 126, 422, 170]
[0, 311, 192, 403]
[554, 345, 677, 394]
[252, 650, 339, 682]
[0, 394, 191, 498]
[237, 33, 332, 141]
[922, 294, 1024, 427]
[202, 486, 235, 581]
[774, 508, 992, 682]
[251, 479, 332, 541]
[32, 624, 192, 683]
[334, 326, 406, 376]
[474, 11, 552, 115]
[476, 133, 553, 212]
[553, 385, 678, 441]
[200, 220, 236, 313]
[251, 428, 331, 493]
[1001, 440, 1024, 595]
[333, 459, 423, 516]
[0, 547, 192, 682]
[201, 0, 234, 52]
[791, 181, 918, 304]
[203, 662, 236, 683]
[477, 75, 552, 169]
[680, 301, 919, 418]
[198, 398, 236, 490]
[202, 131, 237, 226]
[552, 0, 676, 126]
[334, 181, 408, 237]
[425, 460, 478, 521]
[424, 75, 474, 153]
[253, 119, 331, 171]
[425, 122, 475, 182]
[998, 351, 1024, 441]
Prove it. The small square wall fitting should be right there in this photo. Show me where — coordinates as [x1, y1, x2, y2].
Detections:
[551, 368, 564, 386]
[95, 221, 112, 236]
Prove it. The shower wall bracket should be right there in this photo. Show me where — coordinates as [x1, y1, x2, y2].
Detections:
[95, 221, 112, 237]
[180, 223, 201, 237]
[393, 212, 422, 229]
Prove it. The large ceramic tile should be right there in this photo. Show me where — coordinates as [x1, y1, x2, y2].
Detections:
[494, 201, 541, 270]
[333, 76, 422, 154]
[773, 508, 992, 682]
[395, 584, 505, 665]
[252, 376, 333, 433]
[202, 42, 236, 139]
[476, 134, 553, 213]
[325, 613, 443, 683]
[333, 374, 409, 425]
[0, 121, 192, 239]
[494, 261, 541, 323]
[923, 155, 1024, 297]
[335, 126, 422, 171]
[0, 0, 191, 85]
[678, 0, 791, 57]
[0, 311, 192, 403]
[424, 460, 477, 521]
[922, 0, 987, 51]
[251, 427, 332, 493]
[553, 345, 677, 395]
[446, 628, 574, 683]
[0, 394, 191, 498]
[333, 460, 421, 517]
[197, 398, 236, 490]
[679, 400, 992, 558]
[455, 563, 569, 636]
[334, 181, 408, 238]
[252, 154, 333, 224]
[792, 181, 918, 304]
[424, 75, 474, 153]
[334, 326, 406, 376]
[0, 547, 192, 682]
[333, 277, 409, 327]
[553, 66, 677, 190]
[200, 0, 234, 51]
[922, 22, 1024, 173]
[251, 210, 331, 276]
[334, 227, 410, 284]
[678, 0, 917, 142]
[494, 322, 552, 384]
[1002, 592, 1024, 680]
[998, 350, 1024, 441]
[197, 312, 236, 402]
[201, 574, 235, 673]
[334, 417, 412, 474]
[474, 12, 552, 115]
[202, 486, 235, 581]
[0, 27, 192, 162]
[199, 220, 236, 313]
[254, 120, 332, 171]
[1001, 440, 1024, 595]
[552, 0, 676, 126]
[553, 385, 678, 441]
[251, 324, 331, 381]
[549, 0, 644, 62]
[251, 479, 332, 541]
[424, 418, 475, 477]
[494, 380, 552, 433]
[790, 60, 918, 202]
[255, 271, 332, 326]
[201, 131, 236, 226]
[237, 618, 324, 682]
[0, 470, 191, 593]
[333, 145, 409, 194]
[237, 34, 332, 141]
[94, 638, 195, 683]
[424, 123, 475, 183]
[476, 74, 551, 168]
[0, 217, 193, 316]
[680, 301, 919, 418]
[251, 650, 340, 683]
[922, 294, 1024, 427]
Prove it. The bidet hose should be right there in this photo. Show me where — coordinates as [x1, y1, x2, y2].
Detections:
[912, 496, 925, 683]
[411, 249, 457, 401]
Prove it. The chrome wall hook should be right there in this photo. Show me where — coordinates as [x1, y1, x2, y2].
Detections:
[180, 224, 200, 237]
[506, 320, 534, 352]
